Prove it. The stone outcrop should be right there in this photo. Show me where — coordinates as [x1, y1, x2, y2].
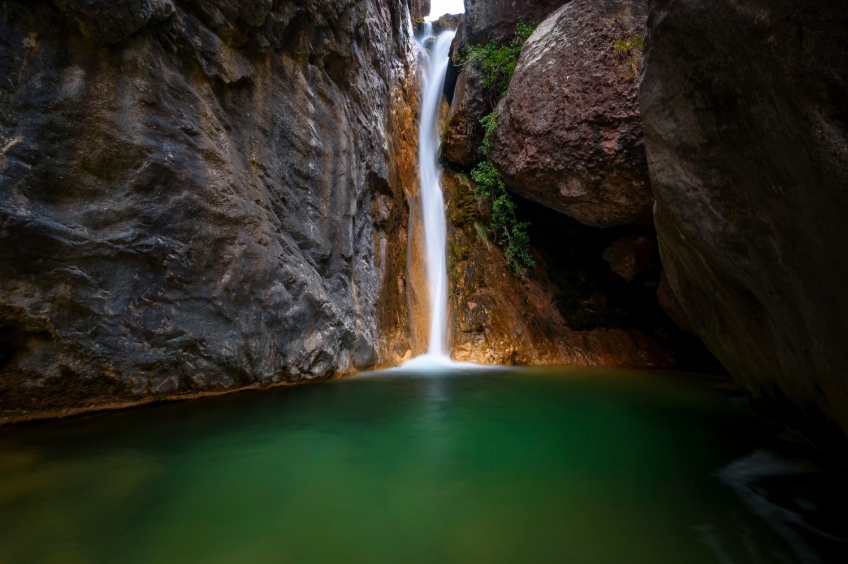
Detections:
[441, 60, 488, 166]
[491, 0, 652, 228]
[410, 0, 431, 21]
[0, 0, 420, 419]
[640, 0, 848, 435]
[441, 0, 566, 168]
[443, 170, 678, 368]
[463, 0, 565, 44]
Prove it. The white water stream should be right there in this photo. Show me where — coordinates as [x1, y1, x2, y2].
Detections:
[406, 26, 456, 367]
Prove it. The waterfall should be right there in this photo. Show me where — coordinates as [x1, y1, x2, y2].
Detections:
[407, 27, 456, 366]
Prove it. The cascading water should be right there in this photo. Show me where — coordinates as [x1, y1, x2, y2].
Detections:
[407, 26, 456, 366]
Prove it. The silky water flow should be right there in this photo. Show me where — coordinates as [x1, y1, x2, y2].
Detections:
[406, 26, 456, 367]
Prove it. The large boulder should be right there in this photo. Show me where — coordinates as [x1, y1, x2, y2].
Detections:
[491, 0, 652, 228]
[0, 0, 419, 419]
[640, 0, 848, 435]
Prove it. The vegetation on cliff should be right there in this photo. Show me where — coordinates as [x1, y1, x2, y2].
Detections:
[457, 20, 536, 274]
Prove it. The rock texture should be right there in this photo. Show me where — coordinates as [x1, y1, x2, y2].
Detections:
[443, 170, 676, 367]
[640, 0, 848, 435]
[463, 0, 565, 44]
[0, 0, 420, 419]
[441, 61, 488, 166]
[441, 1, 565, 167]
[491, 0, 652, 228]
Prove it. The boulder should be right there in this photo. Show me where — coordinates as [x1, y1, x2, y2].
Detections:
[491, 0, 652, 228]
[640, 0, 848, 435]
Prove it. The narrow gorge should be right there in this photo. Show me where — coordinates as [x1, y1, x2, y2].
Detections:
[1, 0, 847, 561]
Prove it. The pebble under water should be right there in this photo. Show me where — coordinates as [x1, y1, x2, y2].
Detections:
[1, 367, 846, 563]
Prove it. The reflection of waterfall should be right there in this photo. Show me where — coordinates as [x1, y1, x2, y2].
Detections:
[407, 26, 456, 365]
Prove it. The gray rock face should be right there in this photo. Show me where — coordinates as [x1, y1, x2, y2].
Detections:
[640, 0, 848, 435]
[0, 0, 418, 416]
[491, 0, 652, 228]
[463, 0, 565, 44]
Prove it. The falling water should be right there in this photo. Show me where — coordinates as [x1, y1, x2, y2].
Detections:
[408, 26, 456, 366]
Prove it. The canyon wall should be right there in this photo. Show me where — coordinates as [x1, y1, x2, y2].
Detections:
[0, 0, 419, 419]
[640, 0, 848, 436]
[439, 0, 707, 370]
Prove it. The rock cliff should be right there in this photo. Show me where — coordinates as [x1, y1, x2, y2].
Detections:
[443, 169, 677, 368]
[640, 0, 848, 436]
[463, 0, 563, 44]
[0, 0, 420, 419]
[438, 0, 706, 370]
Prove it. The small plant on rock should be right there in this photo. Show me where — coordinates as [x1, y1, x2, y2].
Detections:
[470, 112, 535, 275]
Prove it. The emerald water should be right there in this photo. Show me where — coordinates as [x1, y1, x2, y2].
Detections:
[1, 367, 845, 563]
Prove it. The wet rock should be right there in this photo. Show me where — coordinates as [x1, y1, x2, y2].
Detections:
[491, 0, 652, 228]
[419, 12, 463, 35]
[410, 0, 431, 21]
[0, 0, 419, 417]
[640, 0, 848, 434]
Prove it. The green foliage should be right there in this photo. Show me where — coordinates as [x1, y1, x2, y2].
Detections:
[612, 34, 644, 79]
[470, 112, 535, 275]
[456, 19, 536, 102]
[455, 20, 537, 275]
[613, 34, 644, 55]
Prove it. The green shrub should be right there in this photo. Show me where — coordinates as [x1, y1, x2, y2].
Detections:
[456, 20, 535, 103]
[457, 21, 537, 276]
[470, 112, 535, 275]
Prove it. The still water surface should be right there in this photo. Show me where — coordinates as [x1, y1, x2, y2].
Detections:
[0, 367, 845, 563]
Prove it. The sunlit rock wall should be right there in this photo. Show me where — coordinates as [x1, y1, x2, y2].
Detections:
[0, 0, 419, 418]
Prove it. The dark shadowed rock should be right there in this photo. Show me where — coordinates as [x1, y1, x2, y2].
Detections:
[442, 170, 675, 367]
[657, 270, 692, 334]
[51, 0, 177, 44]
[602, 233, 657, 282]
[0, 0, 419, 418]
[463, 0, 565, 44]
[491, 0, 652, 228]
[441, 61, 488, 166]
[640, 0, 848, 435]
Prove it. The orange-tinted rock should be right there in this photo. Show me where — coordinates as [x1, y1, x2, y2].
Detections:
[443, 170, 675, 368]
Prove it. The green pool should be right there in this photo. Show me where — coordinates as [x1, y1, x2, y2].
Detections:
[0, 367, 845, 563]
